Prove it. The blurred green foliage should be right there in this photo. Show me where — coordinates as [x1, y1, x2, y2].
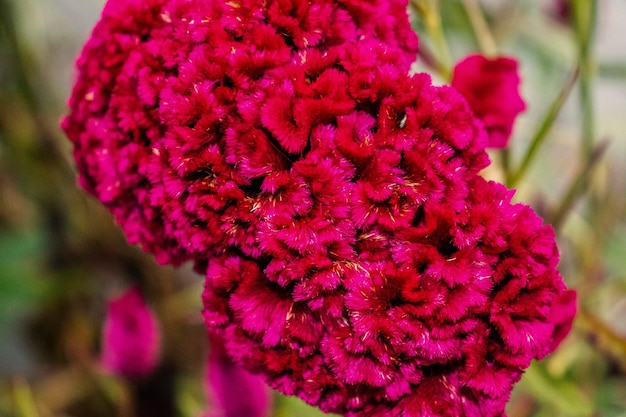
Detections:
[0, 0, 625, 416]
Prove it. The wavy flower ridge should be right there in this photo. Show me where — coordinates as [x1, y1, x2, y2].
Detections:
[63, 0, 570, 416]
[62, 0, 418, 265]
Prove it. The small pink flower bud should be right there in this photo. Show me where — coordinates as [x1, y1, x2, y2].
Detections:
[452, 54, 526, 148]
[101, 287, 160, 378]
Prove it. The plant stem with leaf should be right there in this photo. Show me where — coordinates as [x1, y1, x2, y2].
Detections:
[549, 139, 609, 231]
[507, 66, 580, 188]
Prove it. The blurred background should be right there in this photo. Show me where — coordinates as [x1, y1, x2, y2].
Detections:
[0, 0, 625, 416]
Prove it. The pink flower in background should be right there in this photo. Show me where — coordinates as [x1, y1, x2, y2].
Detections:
[551, 0, 572, 25]
[203, 333, 272, 417]
[452, 54, 526, 148]
[101, 287, 160, 378]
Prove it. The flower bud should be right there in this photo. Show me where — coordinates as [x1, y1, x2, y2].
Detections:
[452, 54, 526, 148]
[101, 287, 160, 379]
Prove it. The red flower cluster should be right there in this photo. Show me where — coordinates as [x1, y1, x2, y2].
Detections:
[452, 55, 526, 149]
[63, 0, 573, 416]
[63, 0, 417, 265]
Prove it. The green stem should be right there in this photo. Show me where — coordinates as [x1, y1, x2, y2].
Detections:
[578, 59, 595, 155]
[501, 148, 510, 180]
[0, 0, 40, 113]
[461, 0, 498, 56]
[577, 306, 626, 372]
[411, 0, 452, 80]
[572, 0, 598, 157]
[507, 66, 579, 188]
[549, 139, 609, 231]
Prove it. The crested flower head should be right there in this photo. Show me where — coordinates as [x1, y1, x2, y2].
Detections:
[62, 0, 417, 265]
[101, 287, 160, 378]
[64, 0, 572, 416]
[451, 54, 526, 148]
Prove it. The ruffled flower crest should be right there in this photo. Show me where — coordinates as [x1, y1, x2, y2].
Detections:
[64, 0, 573, 416]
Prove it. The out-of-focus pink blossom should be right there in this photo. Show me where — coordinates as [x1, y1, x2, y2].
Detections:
[452, 54, 526, 148]
[101, 287, 160, 379]
[551, 0, 572, 25]
[549, 289, 577, 350]
[203, 333, 272, 417]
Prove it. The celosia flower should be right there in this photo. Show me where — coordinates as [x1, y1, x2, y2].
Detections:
[101, 287, 160, 378]
[451, 54, 526, 148]
[204, 333, 272, 417]
[64, 0, 573, 416]
[62, 0, 417, 266]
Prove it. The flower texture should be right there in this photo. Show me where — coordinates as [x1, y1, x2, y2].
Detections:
[101, 287, 160, 378]
[64, 0, 572, 416]
[451, 54, 526, 149]
[62, 0, 417, 266]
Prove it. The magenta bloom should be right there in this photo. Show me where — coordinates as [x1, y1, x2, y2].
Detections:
[204, 333, 272, 417]
[451, 54, 526, 148]
[64, 0, 572, 416]
[62, 0, 418, 266]
[101, 287, 160, 378]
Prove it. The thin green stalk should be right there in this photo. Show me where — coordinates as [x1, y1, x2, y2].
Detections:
[549, 139, 609, 231]
[501, 148, 510, 180]
[578, 59, 595, 155]
[572, 0, 598, 156]
[411, 0, 452, 80]
[507, 66, 579, 188]
[577, 306, 626, 372]
[0, 0, 40, 113]
[461, 0, 498, 57]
